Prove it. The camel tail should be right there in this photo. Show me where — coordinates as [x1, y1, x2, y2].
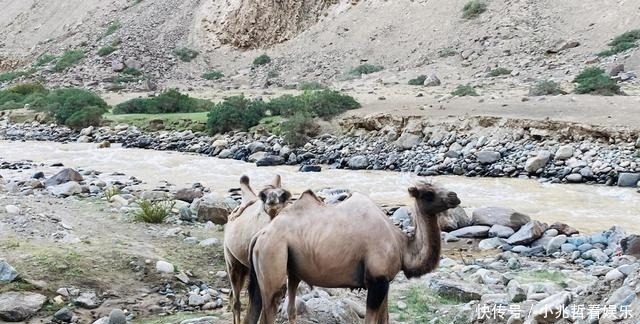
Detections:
[247, 238, 262, 324]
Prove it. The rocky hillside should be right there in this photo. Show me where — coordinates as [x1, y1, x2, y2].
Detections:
[0, 0, 639, 91]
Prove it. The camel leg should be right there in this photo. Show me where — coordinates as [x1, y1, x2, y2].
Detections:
[226, 252, 249, 324]
[253, 241, 288, 324]
[364, 276, 389, 324]
[377, 295, 389, 324]
[287, 275, 301, 324]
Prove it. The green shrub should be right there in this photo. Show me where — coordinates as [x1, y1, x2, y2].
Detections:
[298, 81, 327, 91]
[462, 0, 487, 19]
[598, 42, 637, 57]
[438, 48, 458, 57]
[253, 54, 271, 66]
[98, 46, 117, 56]
[408, 75, 427, 86]
[207, 95, 265, 134]
[281, 112, 320, 147]
[174, 48, 199, 62]
[122, 67, 142, 76]
[104, 21, 121, 37]
[489, 67, 512, 77]
[39, 89, 110, 127]
[573, 67, 621, 95]
[35, 54, 56, 67]
[113, 89, 212, 114]
[609, 29, 640, 47]
[529, 80, 565, 96]
[0, 69, 36, 82]
[54, 50, 85, 72]
[266, 90, 360, 118]
[349, 64, 384, 76]
[8, 83, 46, 95]
[133, 199, 174, 224]
[202, 70, 224, 80]
[451, 84, 478, 96]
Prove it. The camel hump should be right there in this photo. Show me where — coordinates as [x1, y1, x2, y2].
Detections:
[290, 190, 324, 210]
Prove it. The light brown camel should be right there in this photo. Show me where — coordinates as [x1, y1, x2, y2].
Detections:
[224, 174, 292, 324]
[247, 181, 460, 324]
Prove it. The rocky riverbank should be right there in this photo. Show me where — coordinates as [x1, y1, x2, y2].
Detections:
[2, 155, 640, 323]
[1, 114, 639, 189]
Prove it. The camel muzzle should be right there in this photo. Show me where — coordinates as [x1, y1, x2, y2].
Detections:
[447, 192, 461, 207]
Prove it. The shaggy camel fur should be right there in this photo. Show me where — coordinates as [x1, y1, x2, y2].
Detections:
[247, 181, 460, 324]
[224, 175, 292, 324]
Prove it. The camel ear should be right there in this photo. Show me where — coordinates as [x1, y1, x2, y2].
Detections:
[408, 186, 418, 197]
[259, 190, 268, 203]
[271, 174, 282, 188]
[240, 175, 257, 205]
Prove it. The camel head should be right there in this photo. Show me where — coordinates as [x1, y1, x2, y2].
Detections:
[259, 175, 292, 218]
[408, 180, 460, 216]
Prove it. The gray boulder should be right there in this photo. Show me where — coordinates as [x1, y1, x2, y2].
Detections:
[488, 224, 515, 238]
[54, 307, 74, 322]
[45, 168, 83, 187]
[108, 309, 127, 324]
[423, 74, 441, 87]
[48, 181, 83, 196]
[472, 207, 530, 230]
[476, 150, 501, 164]
[195, 194, 239, 224]
[525, 150, 551, 173]
[256, 155, 285, 166]
[174, 188, 203, 203]
[0, 292, 47, 322]
[394, 133, 422, 150]
[0, 260, 18, 283]
[438, 206, 472, 231]
[478, 237, 505, 250]
[506, 220, 545, 245]
[74, 291, 101, 309]
[448, 225, 490, 238]
[428, 278, 482, 302]
[528, 292, 571, 323]
[180, 317, 216, 324]
[618, 173, 640, 187]
[545, 235, 567, 254]
[554, 145, 574, 160]
[347, 156, 369, 170]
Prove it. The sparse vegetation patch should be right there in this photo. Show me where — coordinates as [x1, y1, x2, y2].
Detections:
[134, 199, 174, 223]
[253, 54, 272, 66]
[451, 84, 479, 96]
[54, 50, 85, 72]
[34, 54, 56, 67]
[489, 67, 512, 77]
[113, 89, 212, 114]
[349, 64, 384, 76]
[529, 80, 565, 96]
[597, 29, 640, 57]
[438, 48, 458, 57]
[408, 75, 427, 86]
[98, 46, 117, 56]
[298, 81, 328, 91]
[573, 67, 622, 95]
[281, 111, 320, 147]
[104, 21, 122, 37]
[174, 47, 199, 62]
[202, 70, 224, 80]
[462, 0, 487, 19]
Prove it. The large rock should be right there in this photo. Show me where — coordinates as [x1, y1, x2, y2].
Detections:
[174, 188, 203, 203]
[256, 155, 285, 166]
[488, 224, 515, 238]
[617, 173, 640, 187]
[45, 168, 83, 187]
[295, 297, 361, 324]
[156, 261, 175, 273]
[525, 150, 551, 173]
[549, 222, 579, 236]
[528, 292, 571, 323]
[428, 278, 482, 302]
[48, 181, 83, 196]
[0, 292, 47, 322]
[74, 291, 101, 309]
[476, 150, 501, 164]
[394, 133, 422, 150]
[621, 235, 640, 257]
[0, 260, 18, 283]
[472, 207, 530, 230]
[438, 206, 472, 231]
[347, 155, 369, 170]
[195, 194, 238, 224]
[423, 74, 441, 87]
[478, 237, 505, 250]
[448, 225, 490, 238]
[108, 309, 127, 324]
[506, 220, 545, 245]
[554, 145, 574, 160]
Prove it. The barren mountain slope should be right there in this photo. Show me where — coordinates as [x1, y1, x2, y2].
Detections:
[0, 0, 638, 90]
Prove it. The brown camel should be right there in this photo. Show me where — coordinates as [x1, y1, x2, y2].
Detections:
[224, 174, 292, 324]
[247, 181, 460, 324]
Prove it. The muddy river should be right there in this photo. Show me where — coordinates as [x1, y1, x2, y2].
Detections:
[1, 140, 639, 233]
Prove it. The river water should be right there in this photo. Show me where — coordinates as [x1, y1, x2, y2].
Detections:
[1, 140, 639, 233]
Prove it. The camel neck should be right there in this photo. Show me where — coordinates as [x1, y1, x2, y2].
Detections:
[401, 205, 442, 279]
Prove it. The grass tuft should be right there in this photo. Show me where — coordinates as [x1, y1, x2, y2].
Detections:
[462, 0, 487, 19]
[202, 70, 224, 80]
[489, 67, 512, 77]
[573, 67, 622, 95]
[253, 54, 272, 66]
[54, 50, 85, 72]
[174, 48, 199, 62]
[451, 84, 478, 96]
[133, 199, 174, 224]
